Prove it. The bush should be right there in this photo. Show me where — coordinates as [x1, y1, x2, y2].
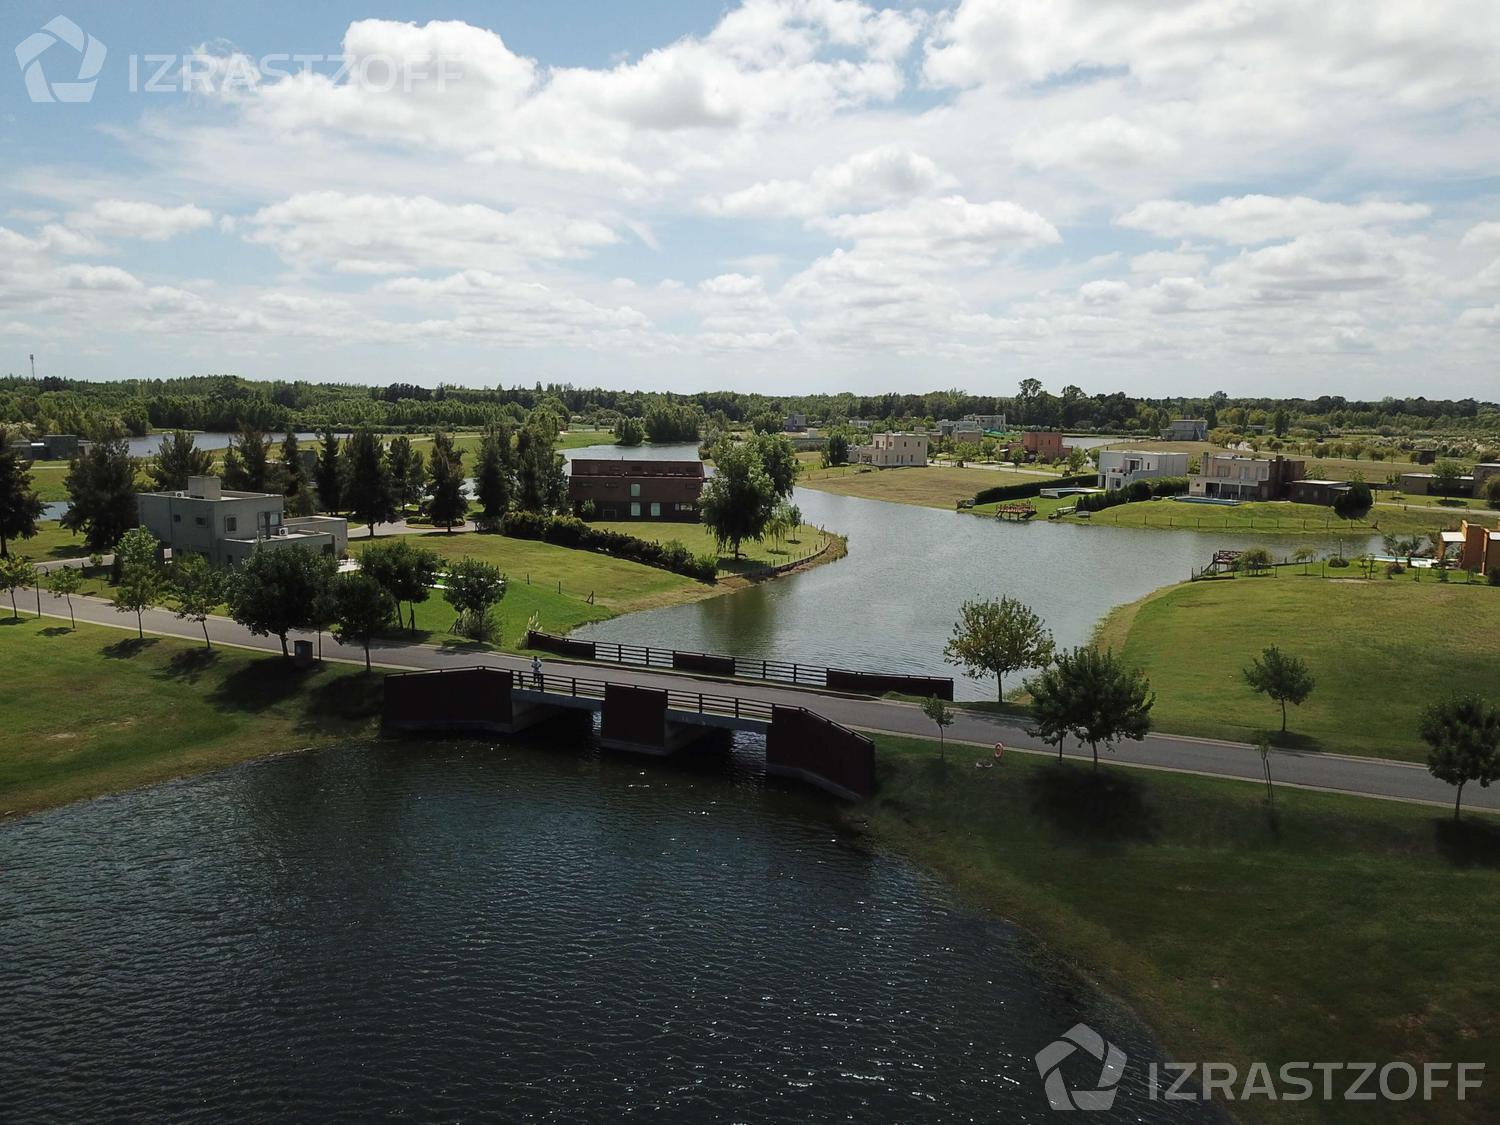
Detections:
[972, 473, 1096, 506]
[1487, 477, 1500, 510]
[1075, 476, 1189, 513]
[1333, 479, 1373, 518]
[498, 511, 718, 582]
[1327, 556, 1350, 569]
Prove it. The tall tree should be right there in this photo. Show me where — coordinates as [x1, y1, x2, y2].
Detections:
[752, 431, 799, 499]
[61, 437, 139, 553]
[343, 428, 395, 537]
[147, 430, 215, 492]
[426, 431, 469, 532]
[221, 422, 272, 492]
[1421, 695, 1500, 821]
[474, 420, 516, 521]
[1243, 646, 1315, 733]
[279, 429, 317, 516]
[515, 422, 566, 513]
[0, 427, 47, 558]
[359, 539, 440, 631]
[1025, 647, 1155, 769]
[112, 526, 164, 639]
[386, 436, 418, 514]
[822, 431, 849, 468]
[225, 546, 334, 658]
[944, 597, 1055, 702]
[315, 429, 343, 514]
[172, 551, 223, 649]
[331, 571, 396, 671]
[699, 440, 775, 559]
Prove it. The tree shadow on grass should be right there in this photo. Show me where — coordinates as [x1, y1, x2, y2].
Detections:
[1432, 816, 1500, 868]
[205, 657, 318, 715]
[101, 637, 158, 659]
[39, 626, 72, 637]
[1024, 762, 1160, 850]
[296, 670, 383, 734]
[156, 647, 220, 685]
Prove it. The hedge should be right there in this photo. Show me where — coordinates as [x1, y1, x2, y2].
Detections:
[499, 511, 718, 583]
[1075, 476, 1189, 513]
[972, 473, 1096, 506]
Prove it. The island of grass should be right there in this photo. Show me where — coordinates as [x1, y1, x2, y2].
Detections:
[863, 734, 1499, 1125]
[798, 461, 1060, 509]
[1041, 496, 1463, 538]
[1094, 570, 1500, 760]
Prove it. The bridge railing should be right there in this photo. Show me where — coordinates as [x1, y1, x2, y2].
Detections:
[516, 668, 775, 724]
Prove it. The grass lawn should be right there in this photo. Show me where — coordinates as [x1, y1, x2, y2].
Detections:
[1094, 574, 1500, 760]
[0, 618, 380, 818]
[8, 520, 92, 561]
[405, 428, 617, 459]
[25, 461, 71, 502]
[863, 735, 1500, 1125]
[1054, 497, 1459, 538]
[799, 463, 1051, 508]
[590, 519, 833, 574]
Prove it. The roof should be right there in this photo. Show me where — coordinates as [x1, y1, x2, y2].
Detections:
[569, 458, 704, 479]
[1297, 479, 1349, 486]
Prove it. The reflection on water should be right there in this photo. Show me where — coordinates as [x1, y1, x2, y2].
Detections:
[0, 736, 1218, 1123]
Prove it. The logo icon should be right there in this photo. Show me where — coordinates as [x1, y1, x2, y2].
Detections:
[1035, 1023, 1128, 1112]
[15, 16, 106, 103]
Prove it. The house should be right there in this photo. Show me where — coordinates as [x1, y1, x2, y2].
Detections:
[7, 433, 89, 461]
[1447, 519, 1500, 573]
[850, 432, 929, 467]
[782, 412, 807, 432]
[1189, 454, 1305, 500]
[1162, 418, 1208, 442]
[964, 413, 1007, 431]
[569, 458, 705, 521]
[1398, 471, 1476, 497]
[137, 476, 347, 566]
[1289, 479, 1353, 507]
[1097, 450, 1190, 491]
[1020, 431, 1067, 460]
[938, 419, 983, 440]
[1411, 447, 1438, 465]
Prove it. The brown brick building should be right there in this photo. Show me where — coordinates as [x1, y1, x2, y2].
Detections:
[569, 459, 705, 521]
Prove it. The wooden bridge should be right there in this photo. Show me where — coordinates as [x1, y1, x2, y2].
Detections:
[383, 667, 876, 800]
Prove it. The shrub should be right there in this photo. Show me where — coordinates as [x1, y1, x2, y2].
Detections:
[1075, 476, 1189, 513]
[1327, 556, 1350, 569]
[1333, 479, 1373, 518]
[972, 472, 1095, 506]
[498, 511, 718, 582]
[1487, 477, 1500, 510]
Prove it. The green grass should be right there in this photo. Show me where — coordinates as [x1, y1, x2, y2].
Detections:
[25, 460, 70, 501]
[1052, 497, 1462, 537]
[7, 520, 91, 560]
[404, 428, 617, 459]
[0, 617, 381, 818]
[589, 519, 833, 574]
[1094, 575, 1500, 760]
[385, 573, 613, 652]
[799, 463, 1052, 508]
[863, 735, 1500, 1125]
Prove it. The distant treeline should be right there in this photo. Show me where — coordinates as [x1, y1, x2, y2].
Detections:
[1, 373, 1495, 443]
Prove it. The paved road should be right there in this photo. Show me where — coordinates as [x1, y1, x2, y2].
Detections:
[16, 587, 1495, 813]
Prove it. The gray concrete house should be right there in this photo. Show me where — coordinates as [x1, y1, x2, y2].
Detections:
[137, 476, 347, 565]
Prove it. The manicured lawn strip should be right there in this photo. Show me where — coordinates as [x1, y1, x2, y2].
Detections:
[862, 735, 1500, 1125]
[387, 575, 612, 652]
[799, 464, 1054, 508]
[1099, 576, 1500, 760]
[589, 519, 832, 573]
[25, 461, 71, 502]
[8, 520, 91, 561]
[0, 618, 380, 818]
[1061, 497, 1412, 536]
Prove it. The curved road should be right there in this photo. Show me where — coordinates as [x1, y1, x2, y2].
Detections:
[17, 586, 1495, 814]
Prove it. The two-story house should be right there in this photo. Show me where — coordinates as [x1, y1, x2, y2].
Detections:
[136, 476, 348, 565]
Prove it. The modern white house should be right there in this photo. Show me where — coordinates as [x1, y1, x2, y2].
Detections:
[851, 432, 929, 467]
[137, 476, 348, 566]
[1096, 449, 1190, 491]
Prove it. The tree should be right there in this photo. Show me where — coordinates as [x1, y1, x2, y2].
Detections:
[342, 428, 396, 537]
[1243, 646, 1315, 733]
[359, 539, 440, 631]
[386, 436, 418, 514]
[1431, 460, 1467, 496]
[221, 422, 272, 492]
[0, 427, 46, 557]
[614, 417, 645, 446]
[315, 429, 343, 513]
[753, 431, 799, 499]
[147, 430, 215, 492]
[61, 437, 139, 553]
[474, 420, 516, 521]
[822, 431, 849, 467]
[1024, 646, 1154, 769]
[1421, 695, 1500, 821]
[172, 551, 223, 648]
[1293, 546, 1318, 574]
[442, 557, 507, 641]
[112, 526, 164, 638]
[0, 554, 35, 621]
[699, 440, 776, 559]
[46, 564, 82, 629]
[1333, 479, 1372, 518]
[280, 430, 316, 516]
[331, 571, 396, 670]
[943, 596, 1055, 702]
[515, 422, 566, 513]
[427, 431, 469, 531]
[1272, 407, 1289, 437]
[224, 545, 334, 658]
[1486, 475, 1500, 510]
[921, 695, 954, 761]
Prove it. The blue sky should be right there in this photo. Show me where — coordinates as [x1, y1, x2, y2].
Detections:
[2, 0, 1498, 397]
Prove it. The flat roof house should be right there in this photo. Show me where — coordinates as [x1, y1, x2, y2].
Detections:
[850, 432, 929, 467]
[1289, 479, 1353, 507]
[569, 458, 705, 521]
[1448, 519, 1500, 573]
[1097, 450, 1189, 491]
[1189, 454, 1305, 501]
[137, 476, 348, 566]
[1020, 431, 1067, 460]
[1162, 418, 1208, 442]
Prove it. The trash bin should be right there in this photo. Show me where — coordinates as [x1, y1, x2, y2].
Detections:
[293, 639, 314, 667]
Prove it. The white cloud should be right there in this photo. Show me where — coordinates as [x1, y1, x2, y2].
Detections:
[69, 200, 214, 241]
[706, 145, 953, 218]
[810, 195, 1060, 263]
[1119, 196, 1431, 245]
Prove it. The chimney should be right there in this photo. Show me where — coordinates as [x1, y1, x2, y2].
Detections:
[186, 475, 221, 500]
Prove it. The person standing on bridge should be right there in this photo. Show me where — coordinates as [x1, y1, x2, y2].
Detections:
[531, 655, 543, 688]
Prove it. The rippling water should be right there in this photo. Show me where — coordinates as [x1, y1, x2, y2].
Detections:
[1, 734, 1219, 1123]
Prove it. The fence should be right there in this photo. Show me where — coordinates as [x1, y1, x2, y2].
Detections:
[526, 630, 953, 698]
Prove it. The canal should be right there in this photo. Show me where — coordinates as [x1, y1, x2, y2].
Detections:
[0, 735, 1218, 1123]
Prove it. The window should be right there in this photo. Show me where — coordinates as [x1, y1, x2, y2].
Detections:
[225, 516, 237, 533]
[630, 483, 641, 497]
[173, 513, 182, 523]
[650, 502, 661, 517]
[630, 502, 641, 517]
[601, 506, 616, 518]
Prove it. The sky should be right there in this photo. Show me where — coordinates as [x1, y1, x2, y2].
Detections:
[2, 0, 1499, 399]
